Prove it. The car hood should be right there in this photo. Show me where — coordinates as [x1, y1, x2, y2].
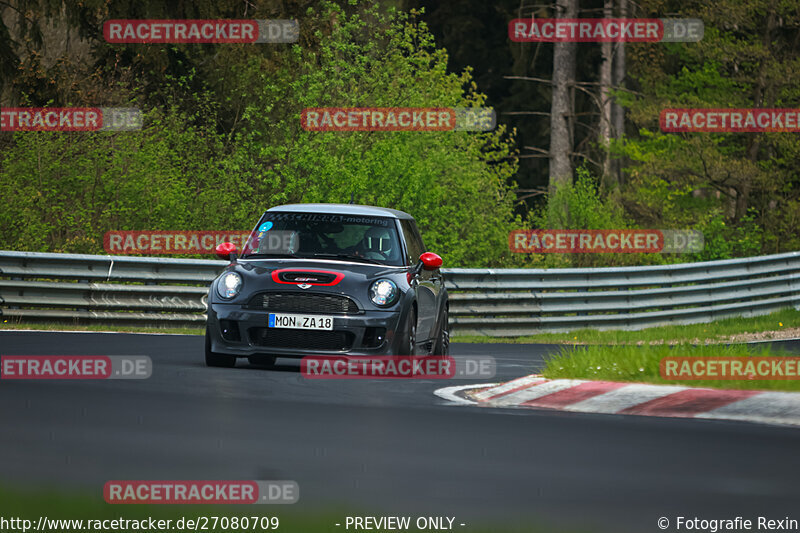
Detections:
[208, 257, 415, 314]
[211, 258, 410, 309]
[234, 258, 407, 280]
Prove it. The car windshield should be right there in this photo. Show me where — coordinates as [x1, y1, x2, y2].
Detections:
[241, 212, 404, 266]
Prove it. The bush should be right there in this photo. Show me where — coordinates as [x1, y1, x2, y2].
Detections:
[525, 167, 661, 267]
[0, 1, 522, 268]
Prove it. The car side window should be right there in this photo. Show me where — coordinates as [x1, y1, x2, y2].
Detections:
[400, 220, 425, 265]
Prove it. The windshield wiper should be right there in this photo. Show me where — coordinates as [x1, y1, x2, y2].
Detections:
[314, 253, 383, 265]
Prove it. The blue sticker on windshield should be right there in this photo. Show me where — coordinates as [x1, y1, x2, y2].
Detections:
[259, 222, 273, 232]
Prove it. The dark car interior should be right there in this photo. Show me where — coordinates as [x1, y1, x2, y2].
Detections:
[250, 218, 403, 265]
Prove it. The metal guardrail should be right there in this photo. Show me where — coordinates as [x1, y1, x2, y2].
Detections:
[1, 250, 799, 336]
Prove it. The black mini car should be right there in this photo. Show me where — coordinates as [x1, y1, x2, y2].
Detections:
[205, 203, 449, 367]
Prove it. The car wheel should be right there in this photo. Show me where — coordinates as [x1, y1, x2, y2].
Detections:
[433, 307, 450, 356]
[399, 308, 417, 356]
[205, 328, 236, 368]
[248, 355, 277, 368]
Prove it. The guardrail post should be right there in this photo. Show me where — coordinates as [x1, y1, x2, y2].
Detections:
[8, 276, 22, 309]
[577, 287, 587, 316]
[78, 278, 90, 313]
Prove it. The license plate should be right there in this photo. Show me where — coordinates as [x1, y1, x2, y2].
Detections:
[268, 313, 334, 331]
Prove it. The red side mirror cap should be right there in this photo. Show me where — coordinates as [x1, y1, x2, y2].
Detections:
[215, 242, 238, 261]
[419, 252, 443, 270]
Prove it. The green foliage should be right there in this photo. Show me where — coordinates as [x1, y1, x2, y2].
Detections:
[219, 3, 522, 267]
[618, 0, 800, 260]
[0, 104, 225, 253]
[692, 211, 763, 261]
[0, 1, 521, 268]
[2, 0, 797, 269]
[527, 167, 661, 267]
[534, 167, 629, 231]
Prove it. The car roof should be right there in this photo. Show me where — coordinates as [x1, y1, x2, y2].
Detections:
[266, 203, 415, 220]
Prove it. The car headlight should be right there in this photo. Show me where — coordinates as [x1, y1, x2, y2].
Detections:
[369, 279, 398, 306]
[217, 272, 243, 299]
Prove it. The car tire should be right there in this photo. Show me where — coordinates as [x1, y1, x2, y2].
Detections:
[398, 308, 417, 356]
[432, 306, 450, 356]
[205, 328, 236, 368]
[248, 355, 277, 368]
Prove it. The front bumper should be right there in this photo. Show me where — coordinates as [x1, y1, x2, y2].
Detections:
[207, 302, 406, 357]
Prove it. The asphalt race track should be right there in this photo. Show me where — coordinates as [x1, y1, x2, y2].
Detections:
[2, 331, 800, 533]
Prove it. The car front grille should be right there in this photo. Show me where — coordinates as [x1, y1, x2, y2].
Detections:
[248, 328, 354, 351]
[246, 292, 359, 314]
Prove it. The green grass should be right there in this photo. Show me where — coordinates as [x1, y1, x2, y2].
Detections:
[453, 308, 800, 345]
[0, 320, 204, 335]
[0, 485, 584, 533]
[542, 343, 800, 392]
[3, 307, 799, 346]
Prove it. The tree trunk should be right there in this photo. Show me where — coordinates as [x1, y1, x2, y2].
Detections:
[548, 0, 579, 194]
[599, 0, 614, 189]
[738, 2, 777, 221]
[611, 0, 626, 187]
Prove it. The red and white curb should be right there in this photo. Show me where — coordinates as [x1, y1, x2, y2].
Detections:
[434, 375, 800, 428]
